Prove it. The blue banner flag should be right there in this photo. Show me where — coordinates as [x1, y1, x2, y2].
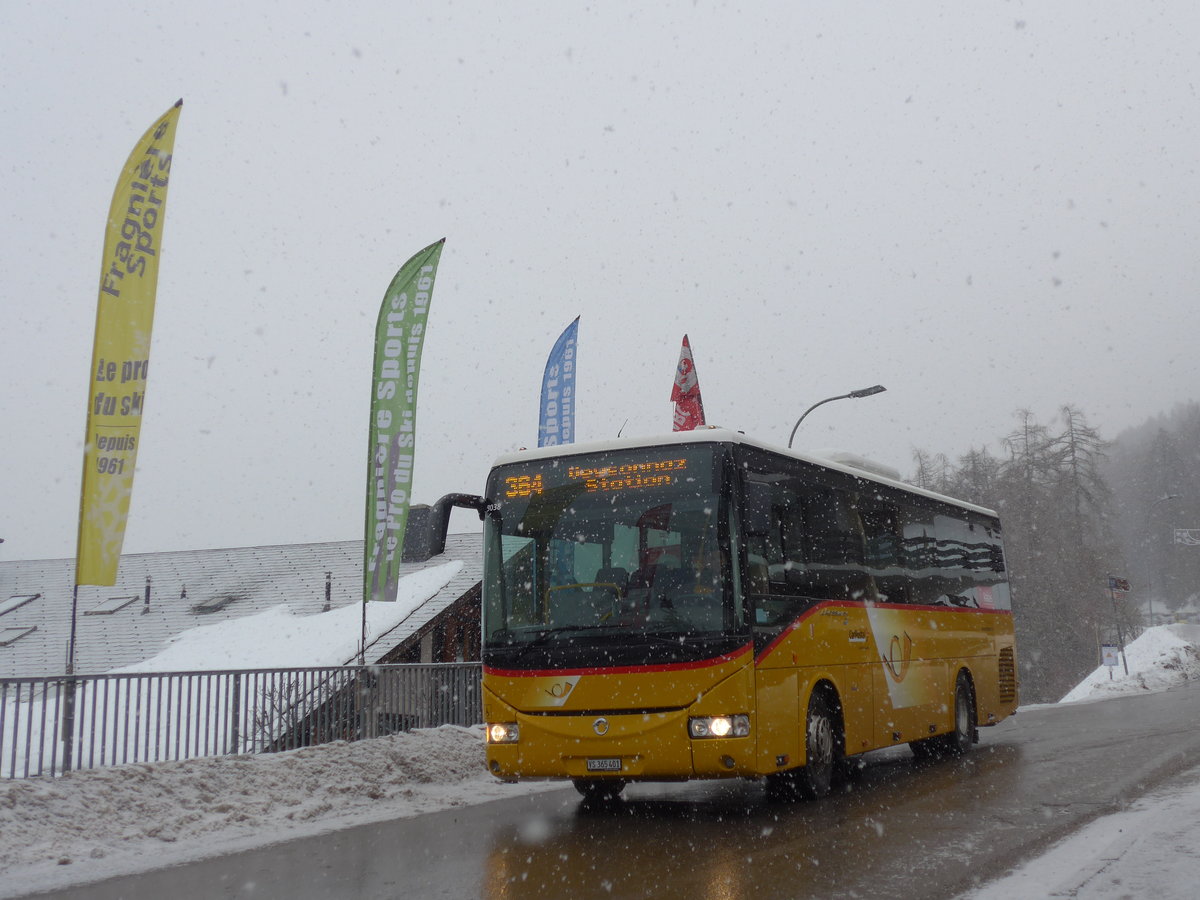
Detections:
[538, 317, 579, 447]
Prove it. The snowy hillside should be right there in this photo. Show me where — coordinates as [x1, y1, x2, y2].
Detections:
[3, 625, 1199, 898]
[1059, 624, 1200, 703]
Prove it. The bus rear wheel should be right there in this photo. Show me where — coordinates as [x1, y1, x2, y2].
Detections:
[943, 673, 977, 755]
[910, 673, 976, 760]
[572, 778, 626, 802]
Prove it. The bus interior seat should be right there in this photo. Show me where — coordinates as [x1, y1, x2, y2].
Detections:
[593, 566, 629, 595]
[629, 558, 678, 592]
[651, 565, 688, 603]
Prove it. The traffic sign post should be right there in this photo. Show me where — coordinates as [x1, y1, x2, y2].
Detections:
[1101, 644, 1120, 680]
[1107, 576, 1131, 676]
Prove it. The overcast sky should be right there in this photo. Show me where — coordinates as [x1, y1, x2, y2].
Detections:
[2, 1, 1198, 562]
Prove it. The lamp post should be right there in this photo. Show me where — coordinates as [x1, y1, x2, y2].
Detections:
[1145, 493, 1181, 626]
[788, 385, 886, 449]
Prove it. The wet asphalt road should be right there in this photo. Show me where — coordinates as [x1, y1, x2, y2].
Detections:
[25, 682, 1200, 900]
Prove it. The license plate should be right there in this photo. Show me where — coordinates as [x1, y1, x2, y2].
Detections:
[586, 757, 622, 772]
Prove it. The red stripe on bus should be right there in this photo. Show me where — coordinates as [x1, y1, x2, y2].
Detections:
[483, 642, 754, 679]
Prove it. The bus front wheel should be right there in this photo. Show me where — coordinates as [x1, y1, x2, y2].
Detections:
[799, 690, 840, 798]
[768, 690, 841, 801]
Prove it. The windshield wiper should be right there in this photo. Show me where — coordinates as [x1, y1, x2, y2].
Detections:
[636, 629, 695, 648]
[505, 626, 590, 661]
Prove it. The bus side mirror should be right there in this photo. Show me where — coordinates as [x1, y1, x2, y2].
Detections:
[742, 480, 772, 537]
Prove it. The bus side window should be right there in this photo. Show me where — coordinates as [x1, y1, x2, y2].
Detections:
[741, 476, 774, 595]
[742, 479, 772, 539]
[901, 503, 942, 605]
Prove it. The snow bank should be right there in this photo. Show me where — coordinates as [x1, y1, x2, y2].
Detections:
[961, 761, 1200, 900]
[0, 724, 554, 896]
[1060, 624, 1200, 703]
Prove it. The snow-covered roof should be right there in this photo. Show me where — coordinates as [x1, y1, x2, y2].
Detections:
[489, 427, 999, 518]
[0, 535, 482, 678]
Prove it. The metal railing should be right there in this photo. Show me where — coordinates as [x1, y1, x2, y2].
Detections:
[1, 662, 482, 779]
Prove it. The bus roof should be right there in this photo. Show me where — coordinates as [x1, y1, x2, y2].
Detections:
[489, 427, 1000, 519]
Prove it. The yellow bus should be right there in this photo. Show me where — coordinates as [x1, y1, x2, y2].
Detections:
[481, 429, 1017, 800]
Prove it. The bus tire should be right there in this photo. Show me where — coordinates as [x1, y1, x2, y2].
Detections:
[796, 689, 841, 800]
[572, 778, 626, 802]
[909, 736, 938, 760]
[943, 672, 977, 756]
[910, 672, 976, 760]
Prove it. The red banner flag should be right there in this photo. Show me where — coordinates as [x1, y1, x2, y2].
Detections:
[671, 334, 706, 431]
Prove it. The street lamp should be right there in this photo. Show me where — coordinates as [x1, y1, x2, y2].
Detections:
[1145, 493, 1181, 626]
[788, 385, 886, 449]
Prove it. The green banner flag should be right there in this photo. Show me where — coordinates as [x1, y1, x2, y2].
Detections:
[364, 238, 445, 603]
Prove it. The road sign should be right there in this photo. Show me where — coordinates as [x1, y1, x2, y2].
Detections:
[1108, 576, 1131, 592]
[1101, 645, 1120, 668]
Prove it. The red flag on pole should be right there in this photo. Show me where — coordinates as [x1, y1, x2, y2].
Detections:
[671, 334, 706, 431]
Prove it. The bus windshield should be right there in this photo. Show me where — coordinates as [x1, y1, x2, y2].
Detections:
[482, 444, 745, 668]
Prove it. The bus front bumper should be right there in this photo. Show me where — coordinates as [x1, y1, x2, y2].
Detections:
[484, 706, 759, 781]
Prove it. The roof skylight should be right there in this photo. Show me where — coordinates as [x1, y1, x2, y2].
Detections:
[0, 625, 37, 646]
[0, 594, 39, 617]
[84, 596, 139, 616]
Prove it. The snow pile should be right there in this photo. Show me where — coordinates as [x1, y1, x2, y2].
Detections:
[116, 561, 462, 671]
[1060, 624, 1200, 703]
[962, 762, 1200, 900]
[0, 724, 552, 896]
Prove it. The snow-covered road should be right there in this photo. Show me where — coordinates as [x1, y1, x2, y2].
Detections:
[961, 760, 1200, 899]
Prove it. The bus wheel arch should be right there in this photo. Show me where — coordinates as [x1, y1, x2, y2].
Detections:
[769, 680, 845, 801]
[910, 668, 977, 760]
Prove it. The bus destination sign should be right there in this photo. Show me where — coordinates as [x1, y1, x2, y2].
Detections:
[503, 456, 691, 499]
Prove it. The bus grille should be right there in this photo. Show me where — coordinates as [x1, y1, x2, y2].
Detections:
[998, 647, 1017, 703]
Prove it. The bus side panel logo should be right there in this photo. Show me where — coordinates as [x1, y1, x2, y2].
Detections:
[882, 632, 913, 683]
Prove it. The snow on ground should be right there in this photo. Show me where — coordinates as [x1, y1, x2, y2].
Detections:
[957, 623, 1200, 899]
[0, 724, 557, 898]
[2, 623, 1200, 898]
[959, 761, 1200, 900]
[1060, 623, 1200, 703]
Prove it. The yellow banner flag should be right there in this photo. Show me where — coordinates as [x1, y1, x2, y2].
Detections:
[76, 101, 182, 586]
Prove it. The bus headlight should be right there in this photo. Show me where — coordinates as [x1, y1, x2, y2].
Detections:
[688, 715, 750, 739]
[486, 722, 520, 744]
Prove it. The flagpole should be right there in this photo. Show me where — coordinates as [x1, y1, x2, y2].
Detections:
[360, 598, 367, 666]
[62, 585, 81, 772]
